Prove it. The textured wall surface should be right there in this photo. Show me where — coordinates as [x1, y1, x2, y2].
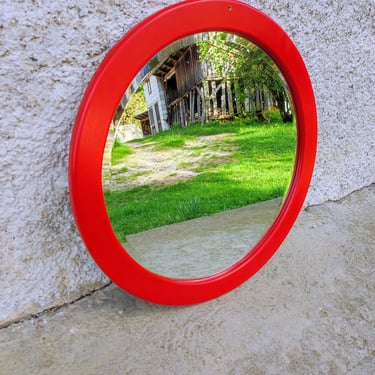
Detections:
[0, 0, 374, 325]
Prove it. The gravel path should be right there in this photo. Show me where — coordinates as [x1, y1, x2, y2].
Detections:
[106, 134, 234, 190]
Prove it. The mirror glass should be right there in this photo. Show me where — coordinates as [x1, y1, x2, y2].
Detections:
[102, 32, 296, 279]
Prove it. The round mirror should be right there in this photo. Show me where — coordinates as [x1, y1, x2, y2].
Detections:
[102, 32, 296, 279]
[69, 0, 317, 305]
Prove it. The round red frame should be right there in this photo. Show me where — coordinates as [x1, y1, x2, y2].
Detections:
[69, 0, 317, 305]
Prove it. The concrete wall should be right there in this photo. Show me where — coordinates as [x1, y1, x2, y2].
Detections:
[0, 0, 374, 326]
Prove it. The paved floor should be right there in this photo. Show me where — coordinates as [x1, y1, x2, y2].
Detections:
[125, 197, 281, 278]
[0, 185, 374, 374]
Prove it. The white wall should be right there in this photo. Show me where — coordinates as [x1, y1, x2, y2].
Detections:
[145, 76, 170, 132]
[0, 0, 374, 326]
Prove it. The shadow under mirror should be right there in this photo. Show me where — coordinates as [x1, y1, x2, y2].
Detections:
[102, 32, 296, 279]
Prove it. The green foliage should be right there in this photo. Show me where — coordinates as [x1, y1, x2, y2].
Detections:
[197, 32, 293, 121]
[104, 116, 296, 242]
[120, 85, 147, 126]
[198, 33, 285, 93]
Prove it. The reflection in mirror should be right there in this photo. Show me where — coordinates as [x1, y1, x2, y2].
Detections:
[102, 32, 296, 279]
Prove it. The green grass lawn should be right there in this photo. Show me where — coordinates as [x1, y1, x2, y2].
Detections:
[111, 139, 134, 165]
[104, 115, 296, 242]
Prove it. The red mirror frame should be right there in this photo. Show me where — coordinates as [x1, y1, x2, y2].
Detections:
[69, 0, 317, 305]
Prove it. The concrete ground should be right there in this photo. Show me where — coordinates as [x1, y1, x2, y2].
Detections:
[125, 197, 282, 279]
[0, 185, 374, 374]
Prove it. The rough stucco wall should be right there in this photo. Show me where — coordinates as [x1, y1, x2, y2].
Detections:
[0, 0, 374, 325]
